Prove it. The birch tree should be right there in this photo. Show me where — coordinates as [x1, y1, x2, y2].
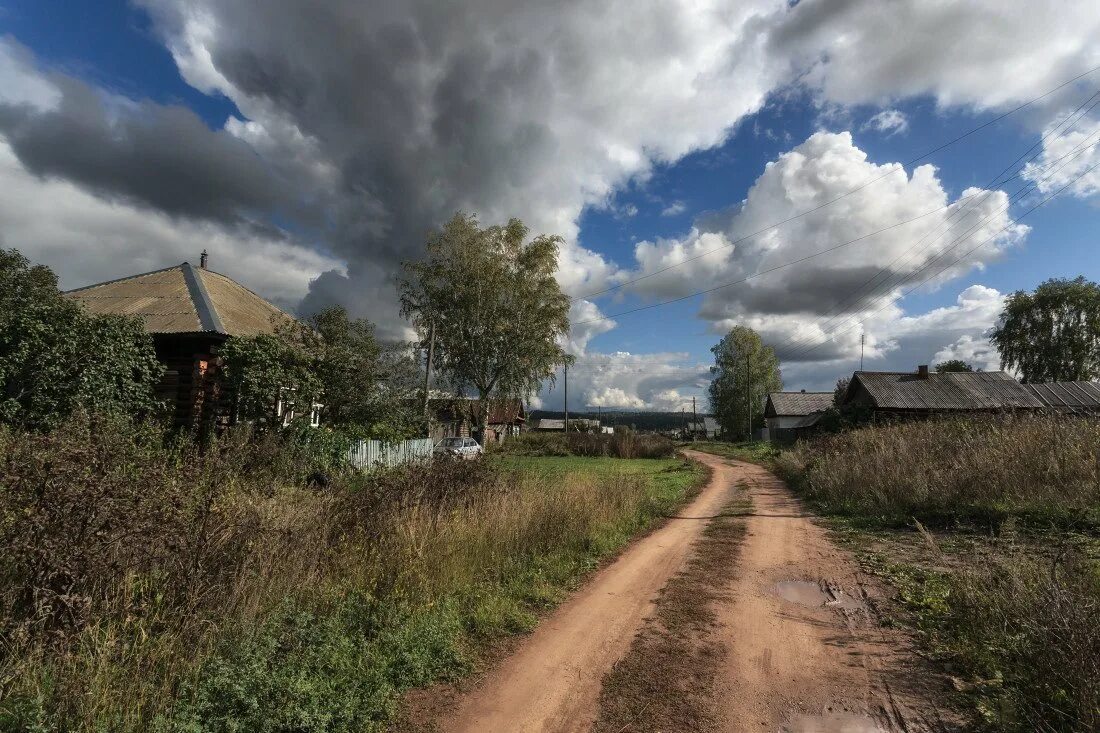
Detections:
[399, 213, 572, 443]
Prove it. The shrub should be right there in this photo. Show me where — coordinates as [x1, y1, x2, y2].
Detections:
[499, 431, 675, 459]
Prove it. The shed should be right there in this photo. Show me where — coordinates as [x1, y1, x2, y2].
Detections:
[763, 391, 834, 441]
[66, 256, 292, 431]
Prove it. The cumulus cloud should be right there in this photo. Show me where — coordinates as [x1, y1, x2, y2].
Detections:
[539, 351, 711, 411]
[862, 109, 908, 136]
[660, 200, 687, 217]
[1022, 113, 1100, 199]
[623, 132, 1027, 362]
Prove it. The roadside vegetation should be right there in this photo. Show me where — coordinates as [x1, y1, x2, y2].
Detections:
[685, 440, 779, 464]
[494, 430, 676, 459]
[778, 416, 1100, 731]
[0, 413, 705, 732]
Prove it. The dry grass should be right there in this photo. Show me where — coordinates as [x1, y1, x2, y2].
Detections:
[776, 415, 1100, 527]
[0, 414, 703, 732]
[495, 430, 676, 459]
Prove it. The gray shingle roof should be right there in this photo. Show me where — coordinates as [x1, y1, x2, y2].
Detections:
[766, 392, 834, 416]
[1024, 381, 1100, 412]
[850, 371, 1043, 411]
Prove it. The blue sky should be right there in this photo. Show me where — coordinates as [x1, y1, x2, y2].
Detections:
[2, 0, 1099, 410]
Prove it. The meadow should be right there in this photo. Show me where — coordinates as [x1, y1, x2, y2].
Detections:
[0, 416, 705, 732]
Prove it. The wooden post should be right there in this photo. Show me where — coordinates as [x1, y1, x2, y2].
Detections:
[564, 362, 569, 432]
[422, 319, 435, 422]
[692, 395, 698, 441]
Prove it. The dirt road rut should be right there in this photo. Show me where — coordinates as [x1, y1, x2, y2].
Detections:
[441, 451, 951, 733]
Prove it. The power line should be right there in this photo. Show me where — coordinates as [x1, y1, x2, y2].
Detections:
[567, 64, 1100, 303]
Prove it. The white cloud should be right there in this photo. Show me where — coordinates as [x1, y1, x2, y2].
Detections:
[0, 39, 59, 110]
[538, 350, 711, 411]
[1022, 114, 1100, 199]
[622, 132, 1026, 364]
[660, 200, 687, 217]
[862, 109, 908, 136]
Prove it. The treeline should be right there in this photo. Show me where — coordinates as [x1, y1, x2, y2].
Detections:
[531, 410, 703, 432]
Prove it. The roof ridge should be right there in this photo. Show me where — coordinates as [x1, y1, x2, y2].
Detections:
[181, 262, 226, 334]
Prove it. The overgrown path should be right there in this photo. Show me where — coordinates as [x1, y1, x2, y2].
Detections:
[439, 451, 955, 732]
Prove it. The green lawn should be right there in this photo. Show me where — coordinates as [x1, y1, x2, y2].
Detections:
[494, 454, 707, 498]
[681, 440, 779, 464]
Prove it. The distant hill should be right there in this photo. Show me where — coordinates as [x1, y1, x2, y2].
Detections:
[530, 410, 706, 432]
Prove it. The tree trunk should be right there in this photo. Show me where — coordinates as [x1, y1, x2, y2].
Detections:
[477, 389, 491, 446]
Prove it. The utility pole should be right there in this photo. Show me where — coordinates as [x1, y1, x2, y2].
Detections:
[563, 362, 569, 433]
[421, 319, 435, 421]
[597, 404, 602, 431]
[860, 332, 865, 371]
[691, 395, 698, 442]
[681, 407, 686, 438]
[745, 352, 752, 441]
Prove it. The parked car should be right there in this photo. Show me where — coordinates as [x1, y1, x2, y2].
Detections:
[434, 436, 483, 460]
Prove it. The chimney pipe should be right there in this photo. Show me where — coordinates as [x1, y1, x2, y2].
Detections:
[917, 364, 929, 379]
[199, 249, 208, 269]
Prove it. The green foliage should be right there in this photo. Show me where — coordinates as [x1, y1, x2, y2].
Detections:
[935, 359, 974, 373]
[221, 306, 421, 439]
[167, 596, 465, 733]
[991, 276, 1100, 382]
[687, 440, 778, 464]
[0, 249, 164, 430]
[496, 431, 676, 458]
[399, 213, 572, 439]
[708, 326, 781, 440]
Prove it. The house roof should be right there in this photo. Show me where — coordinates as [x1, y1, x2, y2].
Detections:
[765, 391, 834, 417]
[848, 370, 1043, 411]
[65, 262, 291, 337]
[1024, 381, 1100, 412]
[536, 418, 565, 430]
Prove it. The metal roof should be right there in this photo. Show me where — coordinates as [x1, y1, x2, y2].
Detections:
[849, 371, 1043, 411]
[766, 391, 834, 417]
[65, 263, 292, 337]
[1024, 381, 1100, 412]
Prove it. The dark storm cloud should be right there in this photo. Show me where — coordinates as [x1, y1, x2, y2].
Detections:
[0, 72, 292, 226]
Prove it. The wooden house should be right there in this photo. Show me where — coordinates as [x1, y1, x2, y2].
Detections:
[839, 366, 1043, 417]
[65, 255, 293, 432]
[428, 397, 527, 444]
[763, 391, 834, 442]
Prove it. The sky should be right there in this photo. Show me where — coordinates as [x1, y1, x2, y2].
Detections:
[1, 0, 1099, 413]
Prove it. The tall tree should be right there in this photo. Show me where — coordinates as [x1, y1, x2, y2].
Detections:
[708, 326, 781, 440]
[935, 359, 974, 373]
[399, 213, 572, 443]
[991, 277, 1100, 382]
[0, 249, 164, 430]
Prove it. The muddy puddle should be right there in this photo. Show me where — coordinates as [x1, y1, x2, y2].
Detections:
[783, 711, 886, 732]
[774, 581, 863, 611]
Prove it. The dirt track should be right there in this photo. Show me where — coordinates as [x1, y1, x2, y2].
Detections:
[441, 451, 953, 733]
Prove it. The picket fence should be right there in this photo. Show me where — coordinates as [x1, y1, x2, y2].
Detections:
[347, 438, 434, 470]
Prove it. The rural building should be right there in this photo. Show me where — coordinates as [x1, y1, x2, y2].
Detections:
[839, 366, 1043, 416]
[1023, 381, 1100, 413]
[684, 416, 722, 440]
[763, 391, 834, 442]
[534, 417, 601, 432]
[429, 398, 527, 443]
[66, 255, 294, 432]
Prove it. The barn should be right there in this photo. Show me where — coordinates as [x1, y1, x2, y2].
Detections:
[763, 391, 834, 442]
[840, 366, 1044, 416]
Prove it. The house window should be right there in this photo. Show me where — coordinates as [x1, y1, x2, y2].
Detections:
[310, 402, 323, 428]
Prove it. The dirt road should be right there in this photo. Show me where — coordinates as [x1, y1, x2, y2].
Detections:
[440, 451, 952, 733]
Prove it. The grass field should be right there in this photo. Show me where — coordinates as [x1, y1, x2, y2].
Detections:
[1, 418, 709, 733]
[681, 440, 779, 464]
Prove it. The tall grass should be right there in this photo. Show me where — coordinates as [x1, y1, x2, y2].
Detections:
[776, 415, 1100, 527]
[0, 414, 701, 731]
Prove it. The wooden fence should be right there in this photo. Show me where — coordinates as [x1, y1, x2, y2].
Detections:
[347, 438, 434, 470]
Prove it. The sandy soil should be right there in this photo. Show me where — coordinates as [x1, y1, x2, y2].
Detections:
[707, 455, 956, 732]
[440, 455, 738, 733]
[437, 451, 956, 733]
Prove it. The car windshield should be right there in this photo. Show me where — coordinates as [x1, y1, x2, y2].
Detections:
[439, 438, 463, 447]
